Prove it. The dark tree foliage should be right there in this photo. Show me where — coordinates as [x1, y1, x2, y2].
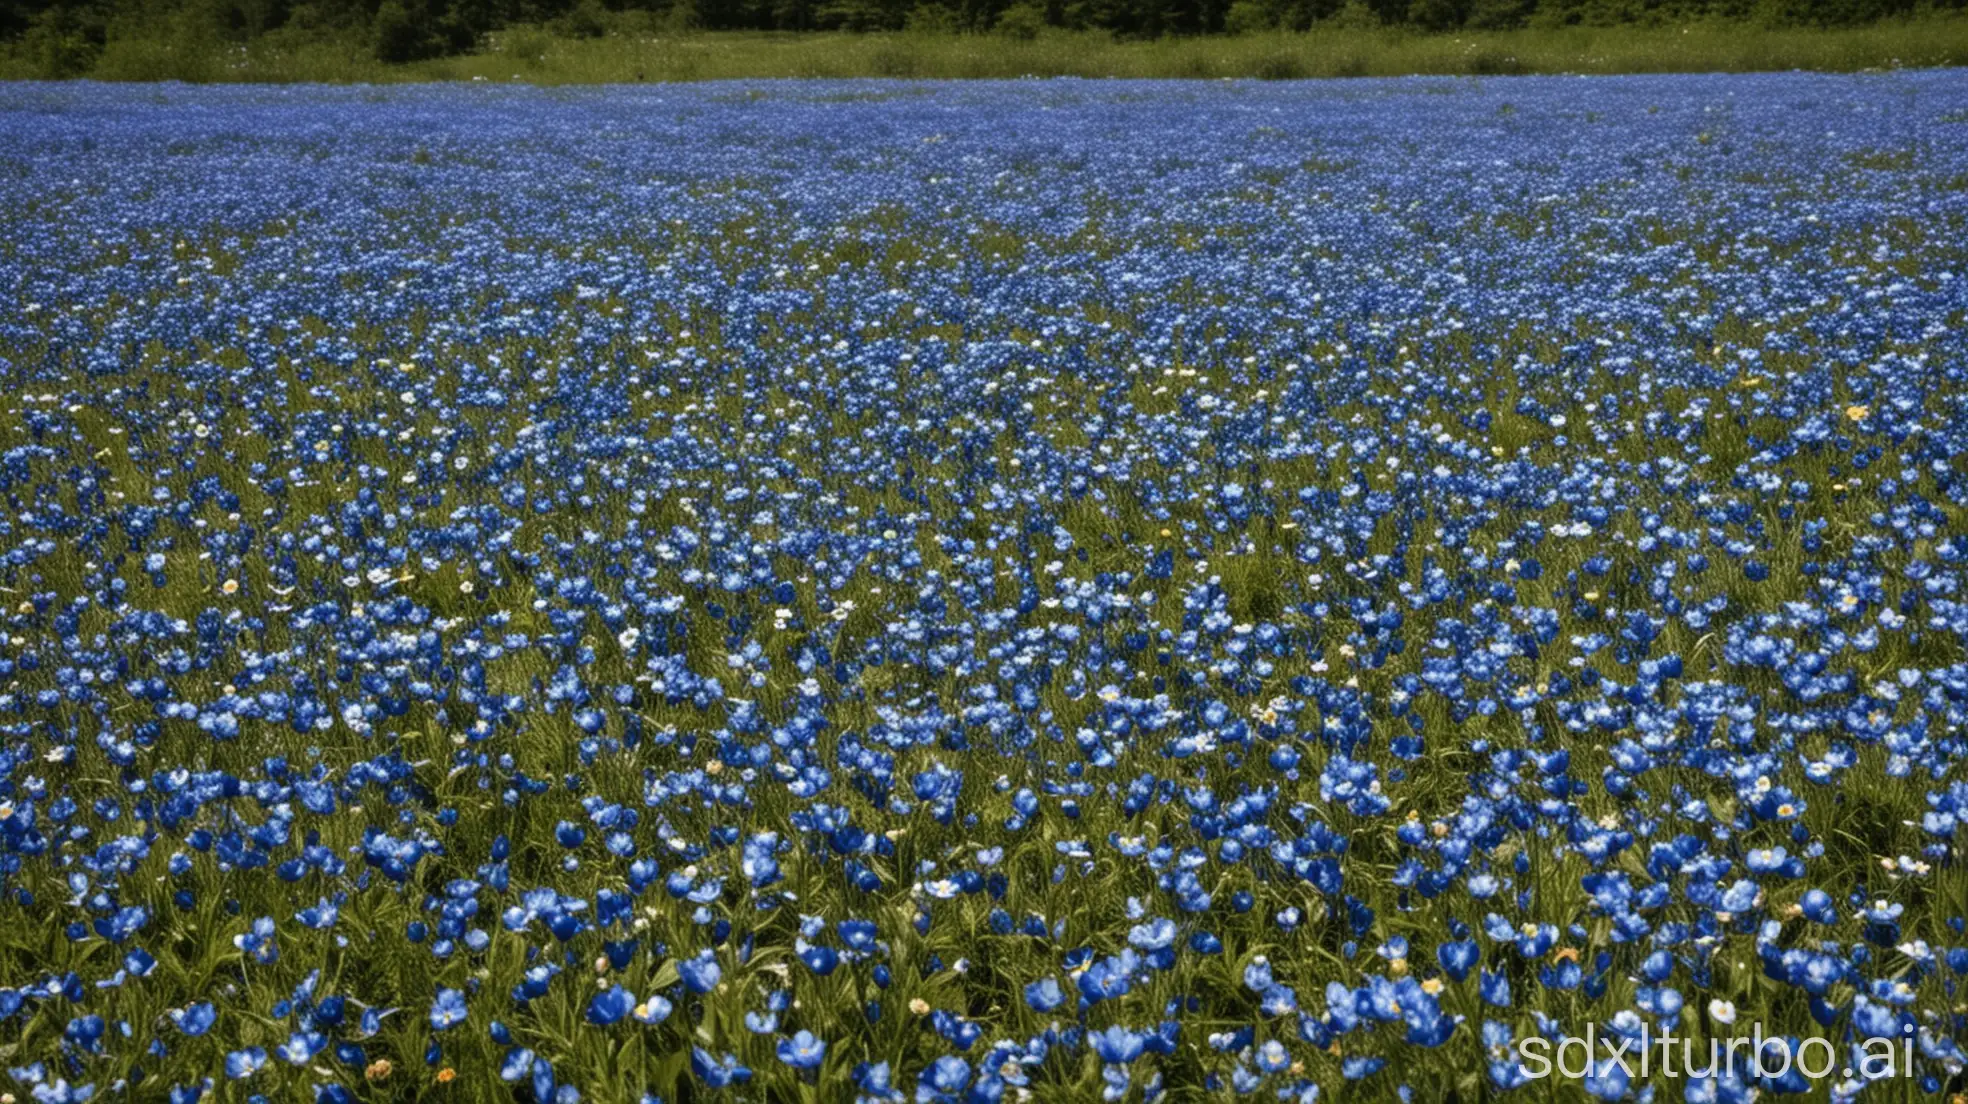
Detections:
[0, 0, 1955, 65]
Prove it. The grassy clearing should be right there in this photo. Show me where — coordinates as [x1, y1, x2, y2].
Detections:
[4, 17, 1967, 83]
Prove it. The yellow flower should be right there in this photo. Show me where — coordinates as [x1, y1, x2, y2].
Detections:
[435, 1068, 456, 1084]
[1845, 404, 1870, 422]
[365, 1059, 392, 1082]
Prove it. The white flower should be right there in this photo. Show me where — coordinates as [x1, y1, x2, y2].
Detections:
[1708, 998, 1737, 1025]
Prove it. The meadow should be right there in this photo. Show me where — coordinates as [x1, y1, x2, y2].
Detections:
[0, 73, 1967, 1104]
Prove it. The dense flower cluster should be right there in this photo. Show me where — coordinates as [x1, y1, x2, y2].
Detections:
[1, 74, 1968, 1103]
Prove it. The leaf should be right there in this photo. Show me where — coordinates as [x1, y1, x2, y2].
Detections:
[649, 958, 680, 992]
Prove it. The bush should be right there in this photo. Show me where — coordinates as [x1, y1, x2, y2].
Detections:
[661, 0, 705, 31]
[557, 0, 612, 38]
[1275, 0, 1346, 27]
[373, 1, 433, 62]
[17, 6, 106, 78]
[1225, 0, 1276, 31]
[1408, 0, 1465, 27]
[905, 2, 961, 30]
[1755, 0, 1913, 24]
[994, 2, 1047, 37]
[1465, 0, 1533, 27]
[1323, 0, 1387, 27]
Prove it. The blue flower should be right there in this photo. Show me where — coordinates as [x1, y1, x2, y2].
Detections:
[917, 1056, 970, 1101]
[776, 1030, 826, 1070]
[224, 1048, 267, 1080]
[678, 951, 722, 994]
[690, 1048, 751, 1090]
[586, 986, 634, 1026]
[1341, 1056, 1384, 1081]
[1437, 940, 1480, 982]
[30, 1082, 94, 1104]
[171, 1002, 216, 1036]
[500, 1047, 536, 1082]
[233, 917, 278, 965]
[1024, 977, 1065, 1012]
[1091, 1025, 1145, 1065]
[633, 994, 674, 1025]
[427, 988, 467, 1031]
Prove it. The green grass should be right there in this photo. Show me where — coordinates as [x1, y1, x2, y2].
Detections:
[6, 17, 1968, 83]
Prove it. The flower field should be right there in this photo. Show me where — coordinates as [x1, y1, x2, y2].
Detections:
[2, 74, 1968, 1103]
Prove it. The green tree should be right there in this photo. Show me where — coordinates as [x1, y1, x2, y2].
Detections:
[19, 2, 109, 76]
[373, 0, 434, 59]
[994, 0, 1045, 34]
[556, 0, 610, 33]
[1408, 0, 1464, 26]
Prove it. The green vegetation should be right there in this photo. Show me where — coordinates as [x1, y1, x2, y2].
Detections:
[2, 16, 1965, 80]
[3, 0, 1966, 80]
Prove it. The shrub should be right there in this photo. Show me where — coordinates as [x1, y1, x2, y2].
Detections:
[1323, 0, 1388, 27]
[1465, 0, 1533, 26]
[1226, 0, 1277, 31]
[373, 0, 434, 62]
[995, 3, 1048, 37]
[557, 0, 612, 38]
[17, 6, 106, 78]
[905, 2, 961, 30]
[1408, 0, 1466, 28]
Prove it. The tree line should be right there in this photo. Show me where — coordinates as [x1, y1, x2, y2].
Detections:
[4, 0, 1957, 71]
